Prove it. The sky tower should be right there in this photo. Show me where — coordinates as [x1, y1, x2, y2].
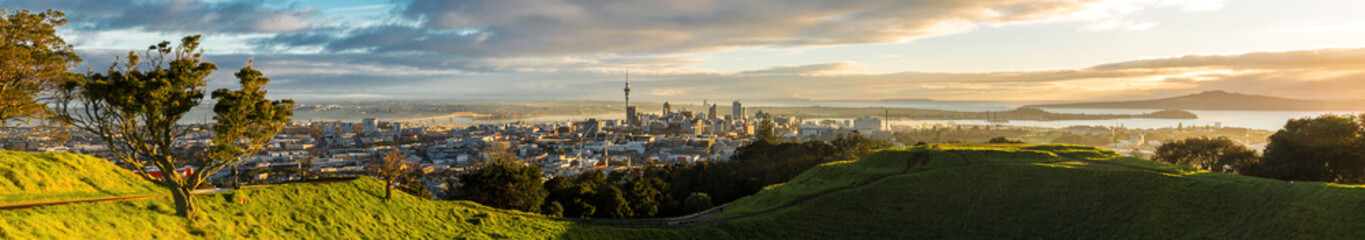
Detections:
[624, 68, 632, 126]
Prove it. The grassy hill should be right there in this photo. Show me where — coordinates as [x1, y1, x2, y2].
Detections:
[6, 145, 1365, 239]
[0, 175, 724, 239]
[708, 144, 1365, 239]
[0, 150, 163, 203]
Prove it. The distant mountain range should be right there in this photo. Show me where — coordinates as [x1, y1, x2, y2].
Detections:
[1027, 91, 1365, 111]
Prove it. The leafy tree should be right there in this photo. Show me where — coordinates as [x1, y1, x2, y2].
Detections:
[542, 201, 564, 217]
[1153, 137, 1257, 173]
[369, 149, 415, 201]
[455, 160, 548, 212]
[755, 115, 777, 142]
[831, 132, 891, 160]
[987, 137, 1024, 144]
[1258, 114, 1365, 183]
[398, 178, 433, 200]
[1, 9, 80, 126]
[571, 199, 597, 218]
[56, 35, 292, 218]
[624, 177, 667, 217]
[593, 185, 632, 218]
[682, 192, 714, 213]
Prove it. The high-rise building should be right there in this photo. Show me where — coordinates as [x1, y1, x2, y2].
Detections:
[626, 106, 638, 126]
[708, 104, 718, 120]
[362, 118, 378, 133]
[663, 102, 672, 115]
[732, 100, 744, 122]
[854, 116, 884, 133]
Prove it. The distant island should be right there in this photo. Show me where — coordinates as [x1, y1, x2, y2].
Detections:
[1027, 90, 1365, 111]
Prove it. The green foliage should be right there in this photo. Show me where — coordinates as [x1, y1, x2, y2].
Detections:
[542, 201, 564, 217]
[0, 150, 161, 203]
[1154, 136, 1257, 173]
[592, 185, 632, 218]
[624, 177, 666, 217]
[754, 116, 776, 142]
[455, 161, 548, 213]
[0, 9, 81, 126]
[1258, 114, 1365, 183]
[56, 35, 220, 218]
[987, 136, 1024, 144]
[682, 192, 714, 213]
[56, 35, 291, 218]
[209, 60, 294, 166]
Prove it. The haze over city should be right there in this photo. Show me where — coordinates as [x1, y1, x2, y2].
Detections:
[7, 0, 1365, 101]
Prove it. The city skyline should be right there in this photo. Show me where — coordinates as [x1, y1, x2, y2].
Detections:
[5, 0, 1365, 101]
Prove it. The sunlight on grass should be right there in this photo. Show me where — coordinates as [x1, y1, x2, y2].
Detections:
[0, 151, 163, 204]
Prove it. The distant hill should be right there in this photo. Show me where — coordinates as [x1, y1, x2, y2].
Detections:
[1027, 90, 1365, 111]
[9, 146, 1365, 238]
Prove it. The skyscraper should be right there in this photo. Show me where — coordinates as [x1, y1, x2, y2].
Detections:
[732, 100, 744, 122]
[708, 104, 718, 120]
[362, 118, 378, 133]
[626, 106, 638, 126]
[663, 102, 672, 115]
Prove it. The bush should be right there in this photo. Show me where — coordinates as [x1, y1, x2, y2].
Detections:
[1257, 114, 1365, 183]
[1153, 137, 1257, 174]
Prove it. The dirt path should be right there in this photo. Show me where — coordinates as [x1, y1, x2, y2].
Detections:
[0, 177, 357, 211]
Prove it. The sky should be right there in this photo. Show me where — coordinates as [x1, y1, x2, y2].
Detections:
[5, 0, 1365, 102]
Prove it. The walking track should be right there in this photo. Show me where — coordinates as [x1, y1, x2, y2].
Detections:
[0, 177, 357, 211]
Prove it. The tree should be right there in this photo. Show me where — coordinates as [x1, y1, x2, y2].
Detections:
[1153, 137, 1257, 174]
[369, 149, 415, 201]
[593, 185, 632, 218]
[56, 35, 292, 218]
[480, 142, 515, 163]
[456, 160, 548, 212]
[755, 116, 777, 142]
[1258, 114, 1365, 183]
[682, 192, 714, 213]
[1, 9, 81, 126]
[624, 177, 667, 217]
[987, 137, 1024, 144]
[542, 201, 564, 217]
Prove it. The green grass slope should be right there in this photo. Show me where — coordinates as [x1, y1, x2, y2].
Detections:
[0, 176, 733, 239]
[0, 150, 163, 203]
[8, 145, 1365, 239]
[711, 144, 1365, 239]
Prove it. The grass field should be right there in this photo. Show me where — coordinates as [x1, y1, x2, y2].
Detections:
[711, 143, 1365, 239]
[0, 176, 727, 239]
[0, 151, 163, 204]
[7, 145, 1365, 239]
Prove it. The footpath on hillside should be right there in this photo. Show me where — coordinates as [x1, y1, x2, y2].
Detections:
[0, 177, 357, 210]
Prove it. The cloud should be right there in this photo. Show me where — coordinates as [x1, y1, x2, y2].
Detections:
[739, 62, 861, 76]
[253, 0, 1217, 57]
[1088, 48, 1365, 70]
[5, 0, 317, 33]
[145, 47, 1363, 101]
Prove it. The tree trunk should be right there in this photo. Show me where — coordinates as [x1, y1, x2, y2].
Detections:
[171, 185, 199, 219]
[384, 180, 393, 201]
